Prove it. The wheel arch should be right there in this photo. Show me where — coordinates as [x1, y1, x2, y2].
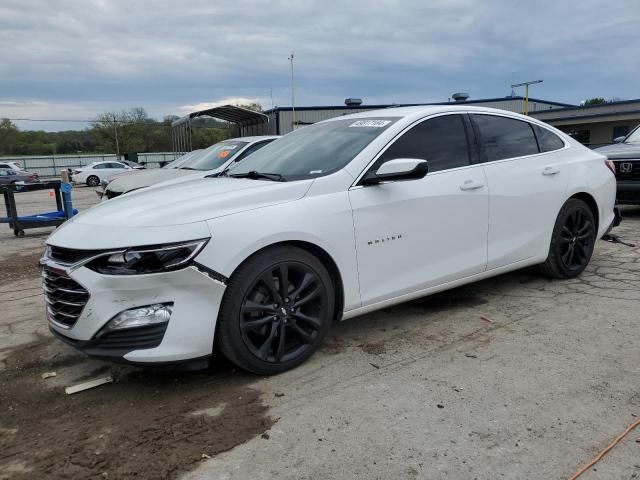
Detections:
[228, 240, 345, 323]
[568, 191, 599, 233]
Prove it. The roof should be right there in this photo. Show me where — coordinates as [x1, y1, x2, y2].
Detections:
[319, 104, 550, 124]
[171, 105, 269, 128]
[264, 96, 575, 114]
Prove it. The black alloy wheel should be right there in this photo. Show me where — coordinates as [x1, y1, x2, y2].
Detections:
[558, 208, 594, 271]
[539, 198, 596, 278]
[240, 263, 326, 363]
[216, 246, 334, 374]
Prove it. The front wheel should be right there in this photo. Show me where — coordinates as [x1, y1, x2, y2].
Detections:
[539, 198, 596, 278]
[216, 246, 335, 375]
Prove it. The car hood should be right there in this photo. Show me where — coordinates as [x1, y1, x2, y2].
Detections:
[48, 177, 313, 249]
[594, 143, 640, 159]
[106, 168, 197, 192]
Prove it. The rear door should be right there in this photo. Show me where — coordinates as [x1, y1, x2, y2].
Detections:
[471, 114, 569, 269]
[349, 113, 489, 306]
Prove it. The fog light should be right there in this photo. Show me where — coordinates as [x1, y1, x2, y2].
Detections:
[105, 303, 173, 331]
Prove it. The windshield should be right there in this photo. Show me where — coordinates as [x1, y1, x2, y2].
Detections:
[166, 150, 203, 169]
[179, 140, 249, 171]
[624, 125, 640, 145]
[226, 118, 398, 181]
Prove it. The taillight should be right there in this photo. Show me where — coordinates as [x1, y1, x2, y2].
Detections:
[27, 175, 35, 181]
[605, 159, 616, 175]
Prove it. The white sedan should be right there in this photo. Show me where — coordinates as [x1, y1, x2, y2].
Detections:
[72, 160, 143, 187]
[42, 105, 617, 374]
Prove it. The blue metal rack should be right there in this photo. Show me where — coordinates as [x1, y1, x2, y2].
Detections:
[1, 181, 77, 237]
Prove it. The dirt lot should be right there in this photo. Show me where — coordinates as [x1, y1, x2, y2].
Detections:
[0, 186, 639, 479]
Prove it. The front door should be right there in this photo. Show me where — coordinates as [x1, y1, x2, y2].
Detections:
[349, 113, 489, 307]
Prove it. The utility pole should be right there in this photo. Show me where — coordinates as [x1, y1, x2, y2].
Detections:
[288, 52, 296, 131]
[511, 79, 543, 115]
[112, 114, 120, 160]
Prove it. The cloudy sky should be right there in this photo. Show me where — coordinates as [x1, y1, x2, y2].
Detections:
[1, 0, 638, 131]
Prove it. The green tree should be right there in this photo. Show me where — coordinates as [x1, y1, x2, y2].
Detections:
[583, 97, 607, 106]
[0, 118, 19, 154]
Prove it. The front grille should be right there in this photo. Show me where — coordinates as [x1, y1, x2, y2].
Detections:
[50, 246, 105, 264]
[614, 160, 640, 181]
[93, 323, 168, 351]
[105, 190, 123, 200]
[42, 267, 90, 328]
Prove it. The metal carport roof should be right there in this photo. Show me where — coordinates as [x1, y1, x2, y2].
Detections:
[171, 105, 270, 153]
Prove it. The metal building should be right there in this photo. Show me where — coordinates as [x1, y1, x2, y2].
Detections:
[530, 99, 640, 148]
[264, 96, 572, 135]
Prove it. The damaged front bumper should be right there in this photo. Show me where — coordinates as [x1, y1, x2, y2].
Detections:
[41, 258, 226, 365]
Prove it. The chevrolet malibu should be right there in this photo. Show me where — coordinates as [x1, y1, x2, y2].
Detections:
[41, 106, 617, 374]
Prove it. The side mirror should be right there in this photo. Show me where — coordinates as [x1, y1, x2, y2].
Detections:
[361, 158, 428, 185]
[613, 136, 625, 144]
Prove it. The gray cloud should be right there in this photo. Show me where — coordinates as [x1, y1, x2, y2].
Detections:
[0, 0, 638, 130]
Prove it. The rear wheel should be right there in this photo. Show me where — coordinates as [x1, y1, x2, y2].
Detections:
[216, 246, 334, 374]
[539, 198, 596, 278]
[86, 175, 100, 187]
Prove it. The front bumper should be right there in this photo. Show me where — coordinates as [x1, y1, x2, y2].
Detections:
[43, 260, 226, 364]
[616, 182, 640, 205]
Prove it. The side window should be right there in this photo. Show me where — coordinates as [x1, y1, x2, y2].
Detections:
[92, 163, 106, 169]
[0, 164, 9, 169]
[378, 114, 470, 173]
[473, 114, 539, 162]
[235, 141, 271, 162]
[113, 162, 127, 168]
[533, 125, 565, 152]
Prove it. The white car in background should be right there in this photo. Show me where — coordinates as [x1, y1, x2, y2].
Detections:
[73, 160, 144, 187]
[42, 106, 617, 374]
[100, 136, 279, 199]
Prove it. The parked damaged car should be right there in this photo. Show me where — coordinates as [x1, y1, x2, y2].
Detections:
[42, 106, 617, 374]
[595, 124, 640, 204]
[98, 136, 280, 200]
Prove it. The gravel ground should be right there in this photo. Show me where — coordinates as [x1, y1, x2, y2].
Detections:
[0, 186, 638, 479]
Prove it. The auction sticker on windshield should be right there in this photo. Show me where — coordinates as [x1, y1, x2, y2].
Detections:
[349, 120, 392, 128]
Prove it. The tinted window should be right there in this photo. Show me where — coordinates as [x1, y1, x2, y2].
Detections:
[234, 140, 273, 162]
[473, 114, 539, 161]
[378, 114, 470, 172]
[92, 163, 106, 169]
[533, 125, 564, 152]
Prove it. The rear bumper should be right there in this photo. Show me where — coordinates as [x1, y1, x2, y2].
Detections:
[604, 206, 622, 236]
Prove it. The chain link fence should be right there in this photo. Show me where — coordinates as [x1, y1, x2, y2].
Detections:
[0, 153, 179, 178]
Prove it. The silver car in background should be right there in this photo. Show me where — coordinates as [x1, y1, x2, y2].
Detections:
[99, 136, 279, 200]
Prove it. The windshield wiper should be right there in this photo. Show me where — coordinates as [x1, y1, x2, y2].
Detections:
[229, 171, 287, 182]
[178, 167, 199, 171]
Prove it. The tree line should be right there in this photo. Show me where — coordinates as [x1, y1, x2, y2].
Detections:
[0, 104, 262, 156]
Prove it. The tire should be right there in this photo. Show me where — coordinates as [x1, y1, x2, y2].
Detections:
[216, 246, 335, 375]
[539, 198, 596, 279]
[86, 175, 100, 187]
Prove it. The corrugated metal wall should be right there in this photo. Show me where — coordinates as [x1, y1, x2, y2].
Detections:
[271, 100, 567, 134]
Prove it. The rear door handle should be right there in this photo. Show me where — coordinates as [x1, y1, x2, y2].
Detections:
[459, 180, 484, 191]
[542, 166, 560, 176]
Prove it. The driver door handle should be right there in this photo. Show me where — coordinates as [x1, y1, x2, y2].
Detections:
[459, 180, 484, 191]
[542, 166, 560, 176]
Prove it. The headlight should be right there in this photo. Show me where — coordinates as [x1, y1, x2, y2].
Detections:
[86, 239, 208, 275]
